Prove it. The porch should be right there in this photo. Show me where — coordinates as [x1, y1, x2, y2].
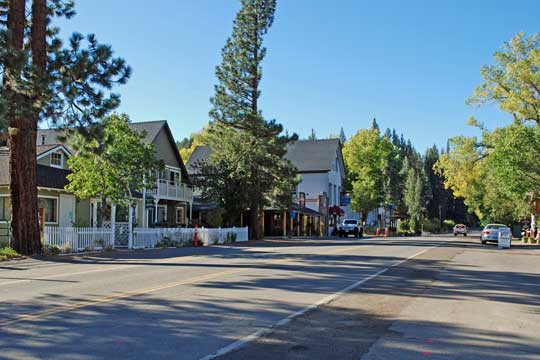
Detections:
[264, 205, 323, 237]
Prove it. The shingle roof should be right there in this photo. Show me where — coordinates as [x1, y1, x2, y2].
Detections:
[284, 139, 340, 172]
[186, 145, 212, 175]
[186, 139, 344, 175]
[0, 148, 70, 189]
[37, 121, 167, 147]
[127, 120, 167, 144]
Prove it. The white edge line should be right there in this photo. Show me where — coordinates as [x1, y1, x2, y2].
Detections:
[199, 241, 445, 360]
[199, 267, 389, 360]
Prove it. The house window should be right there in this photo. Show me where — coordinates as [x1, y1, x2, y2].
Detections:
[176, 207, 185, 224]
[170, 170, 181, 185]
[0, 197, 10, 222]
[38, 197, 58, 223]
[157, 205, 167, 223]
[50, 152, 63, 168]
[41, 135, 46, 145]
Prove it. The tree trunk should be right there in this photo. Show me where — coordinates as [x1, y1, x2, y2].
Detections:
[6, 0, 41, 255]
[98, 198, 107, 228]
[9, 121, 41, 254]
[249, 207, 261, 240]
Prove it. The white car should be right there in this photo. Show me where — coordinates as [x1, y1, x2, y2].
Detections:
[481, 224, 511, 244]
[453, 224, 467, 236]
[339, 219, 362, 238]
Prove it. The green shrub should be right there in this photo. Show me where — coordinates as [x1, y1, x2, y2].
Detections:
[0, 247, 20, 261]
[94, 239, 106, 248]
[421, 218, 441, 233]
[224, 232, 237, 244]
[409, 217, 420, 233]
[397, 219, 409, 233]
[45, 244, 61, 256]
[442, 219, 455, 232]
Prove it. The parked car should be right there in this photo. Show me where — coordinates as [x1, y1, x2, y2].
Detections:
[453, 224, 467, 236]
[481, 224, 511, 244]
[339, 219, 362, 238]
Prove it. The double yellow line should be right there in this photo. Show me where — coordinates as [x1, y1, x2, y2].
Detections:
[1, 245, 361, 327]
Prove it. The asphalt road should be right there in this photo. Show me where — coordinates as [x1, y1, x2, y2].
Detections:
[0, 234, 538, 359]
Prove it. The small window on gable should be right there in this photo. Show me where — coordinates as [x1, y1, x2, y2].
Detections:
[41, 135, 46, 145]
[50, 152, 63, 168]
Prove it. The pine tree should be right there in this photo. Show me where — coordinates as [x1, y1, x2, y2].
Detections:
[371, 118, 379, 130]
[308, 128, 317, 140]
[202, 0, 298, 239]
[0, 1, 130, 254]
[339, 127, 346, 144]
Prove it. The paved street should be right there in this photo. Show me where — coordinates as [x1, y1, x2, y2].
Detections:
[0, 235, 539, 360]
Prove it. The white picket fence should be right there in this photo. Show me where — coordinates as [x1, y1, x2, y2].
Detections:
[199, 227, 249, 246]
[44, 226, 249, 253]
[43, 227, 114, 254]
[132, 227, 195, 249]
[133, 226, 249, 249]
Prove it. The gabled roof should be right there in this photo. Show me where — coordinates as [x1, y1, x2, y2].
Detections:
[0, 147, 70, 189]
[186, 139, 346, 178]
[131, 121, 191, 185]
[284, 139, 342, 173]
[127, 120, 168, 144]
[186, 145, 212, 175]
[37, 120, 192, 186]
[36, 144, 72, 159]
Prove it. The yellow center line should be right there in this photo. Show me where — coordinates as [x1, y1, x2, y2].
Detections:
[0, 245, 364, 327]
[0, 254, 204, 287]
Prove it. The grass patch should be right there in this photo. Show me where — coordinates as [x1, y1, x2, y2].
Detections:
[0, 247, 20, 261]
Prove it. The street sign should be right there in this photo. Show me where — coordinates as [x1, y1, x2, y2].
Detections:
[340, 194, 351, 206]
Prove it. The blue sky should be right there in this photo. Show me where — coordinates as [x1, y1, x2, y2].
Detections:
[56, 0, 540, 152]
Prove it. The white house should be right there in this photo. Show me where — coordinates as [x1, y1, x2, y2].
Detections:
[284, 139, 346, 235]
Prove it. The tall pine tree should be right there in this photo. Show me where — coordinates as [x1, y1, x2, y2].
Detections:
[202, 0, 298, 239]
[0, 1, 130, 254]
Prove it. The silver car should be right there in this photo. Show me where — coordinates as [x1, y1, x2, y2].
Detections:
[481, 224, 510, 244]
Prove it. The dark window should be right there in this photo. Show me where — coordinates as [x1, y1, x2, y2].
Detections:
[0, 197, 10, 221]
[38, 197, 57, 223]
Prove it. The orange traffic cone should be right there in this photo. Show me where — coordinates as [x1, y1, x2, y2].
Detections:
[376, 228, 381, 236]
[384, 227, 390, 237]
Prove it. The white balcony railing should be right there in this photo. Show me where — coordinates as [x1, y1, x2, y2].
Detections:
[147, 180, 194, 202]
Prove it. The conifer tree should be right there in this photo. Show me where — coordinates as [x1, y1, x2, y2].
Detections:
[371, 118, 379, 130]
[339, 127, 346, 144]
[201, 0, 298, 239]
[0, 1, 130, 254]
[308, 128, 317, 140]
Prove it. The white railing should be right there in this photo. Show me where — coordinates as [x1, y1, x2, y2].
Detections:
[147, 180, 194, 202]
[43, 226, 114, 254]
[133, 226, 249, 249]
